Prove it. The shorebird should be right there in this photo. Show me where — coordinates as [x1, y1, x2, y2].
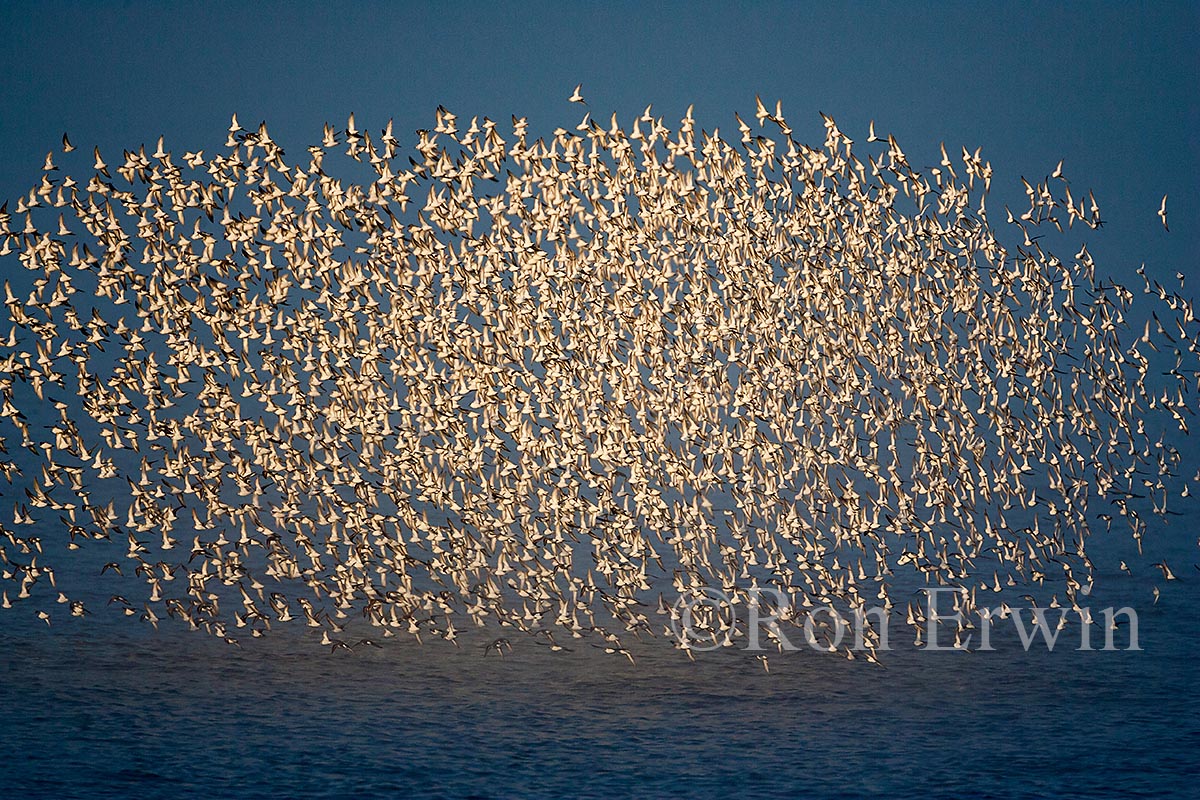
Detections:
[0, 99, 1192, 668]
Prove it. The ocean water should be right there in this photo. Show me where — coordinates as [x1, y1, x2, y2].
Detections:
[1, 562, 1196, 800]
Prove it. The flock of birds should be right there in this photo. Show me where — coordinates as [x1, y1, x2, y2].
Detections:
[0, 90, 1193, 663]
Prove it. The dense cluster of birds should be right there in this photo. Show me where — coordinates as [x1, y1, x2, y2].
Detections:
[0, 92, 1193, 663]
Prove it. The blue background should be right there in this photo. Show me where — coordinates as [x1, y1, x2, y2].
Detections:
[0, 3, 1197, 798]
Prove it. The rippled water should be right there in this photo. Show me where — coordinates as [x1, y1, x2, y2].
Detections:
[2, 562, 1196, 800]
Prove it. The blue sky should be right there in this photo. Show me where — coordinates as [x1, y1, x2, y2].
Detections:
[1, 1, 1198, 670]
[1, 1, 1196, 278]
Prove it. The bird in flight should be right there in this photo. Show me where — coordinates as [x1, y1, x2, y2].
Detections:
[0, 100, 1192, 668]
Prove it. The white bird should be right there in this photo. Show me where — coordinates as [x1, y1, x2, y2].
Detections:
[0, 101, 1192, 669]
